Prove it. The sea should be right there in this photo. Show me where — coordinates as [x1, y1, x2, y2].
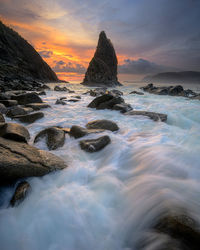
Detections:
[0, 82, 200, 250]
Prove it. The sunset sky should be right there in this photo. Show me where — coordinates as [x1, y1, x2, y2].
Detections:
[0, 0, 200, 82]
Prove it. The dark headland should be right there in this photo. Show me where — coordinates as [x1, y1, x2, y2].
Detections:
[0, 20, 60, 92]
[81, 31, 122, 87]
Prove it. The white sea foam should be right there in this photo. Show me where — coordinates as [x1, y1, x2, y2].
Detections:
[0, 83, 200, 250]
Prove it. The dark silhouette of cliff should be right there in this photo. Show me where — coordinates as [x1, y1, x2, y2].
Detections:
[0, 20, 58, 82]
[82, 31, 122, 86]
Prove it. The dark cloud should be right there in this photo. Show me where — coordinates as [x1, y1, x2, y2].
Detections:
[119, 58, 179, 75]
[39, 50, 53, 58]
[53, 61, 86, 74]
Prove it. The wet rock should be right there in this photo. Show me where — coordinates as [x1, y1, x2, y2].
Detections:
[169, 85, 184, 96]
[109, 89, 123, 96]
[112, 103, 133, 113]
[88, 94, 124, 110]
[37, 91, 46, 95]
[73, 95, 81, 99]
[6, 106, 33, 117]
[55, 99, 66, 105]
[25, 103, 50, 110]
[0, 113, 5, 123]
[10, 181, 31, 207]
[54, 86, 68, 92]
[13, 112, 44, 124]
[86, 120, 119, 131]
[80, 135, 111, 152]
[0, 103, 6, 114]
[34, 127, 65, 150]
[81, 31, 122, 87]
[0, 137, 67, 185]
[89, 88, 107, 97]
[69, 125, 104, 139]
[0, 123, 30, 143]
[12, 92, 43, 105]
[0, 100, 18, 107]
[124, 110, 167, 122]
[0, 93, 10, 100]
[129, 90, 144, 95]
[190, 94, 200, 100]
[67, 99, 79, 102]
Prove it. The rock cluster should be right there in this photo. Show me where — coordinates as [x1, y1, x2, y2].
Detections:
[81, 31, 122, 87]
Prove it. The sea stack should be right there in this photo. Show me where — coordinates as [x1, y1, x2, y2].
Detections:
[81, 31, 122, 87]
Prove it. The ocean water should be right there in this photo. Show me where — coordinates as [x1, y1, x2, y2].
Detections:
[0, 83, 200, 250]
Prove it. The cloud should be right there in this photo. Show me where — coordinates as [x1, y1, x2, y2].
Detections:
[119, 58, 179, 75]
[53, 61, 86, 74]
[39, 50, 53, 58]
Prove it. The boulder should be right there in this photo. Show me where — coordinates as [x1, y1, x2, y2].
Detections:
[88, 94, 124, 110]
[55, 99, 66, 105]
[12, 92, 43, 105]
[54, 86, 68, 92]
[80, 135, 111, 152]
[0, 137, 67, 185]
[0, 123, 30, 143]
[34, 127, 65, 150]
[81, 31, 122, 87]
[112, 103, 133, 113]
[86, 120, 119, 131]
[69, 125, 104, 139]
[169, 85, 184, 96]
[109, 89, 123, 96]
[0, 113, 5, 123]
[0, 100, 18, 107]
[89, 88, 107, 97]
[0, 103, 6, 114]
[129, 91, 144, 95]
[10, 181, 31, 207]
[124, 110, 167, 122]
[37, 91, 46, 95]
[13, 112, 44, 124]
[25, 103, 50, 110]
[6, 106, 33, 117]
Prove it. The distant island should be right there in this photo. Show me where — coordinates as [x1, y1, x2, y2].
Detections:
[143, 71, 200, 84]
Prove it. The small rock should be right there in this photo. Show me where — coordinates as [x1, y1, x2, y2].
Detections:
[0, 103, 7, 114]
[34, 127, 65, 150]
[73, 95, 81, 99]
[14, 112, 44, 124]
[55, 99, 66, 105]
[0, 113, 5, 123]
[112, 103, 133, 113]
[69, 125, 104, 139]
[80, 135, 111, 152]
[37, 91, 46, 95]
[67, 99, 79, 102]
[0, 123, 30, 143]
[10, 181, 31, 207]
[12, 92, 43, 105]
[54, 86, 68, 91]
[86, 120, 119, 131]
[109, 89, 123, 96]
[25, 103, 50, 110]
[129, 91, 144, 95]
[124, 110, 167, 122]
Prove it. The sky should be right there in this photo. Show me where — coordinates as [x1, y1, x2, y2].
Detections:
[0, 0, 200, 82]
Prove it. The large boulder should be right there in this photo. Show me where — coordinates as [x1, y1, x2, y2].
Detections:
[88, 93, 124, 110]
[124, 110, 167, 122]
[10, 181, 31, 207]
[80, 135, 111, 152]
[0, 100, 18, 107]
[6, 106, 33, 117]
[34, 127, 65, 150]
[0, 123, 30, 143]
[0, 137, 67, 185]
[86, 120, 119, 131]
[13, 112, 44, 124]
[12, 92, 43, 105]
[81, 31, 122, 87]
[69, 125, 104, 139]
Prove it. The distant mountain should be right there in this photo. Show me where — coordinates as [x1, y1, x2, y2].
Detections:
[0, 20, 58, 82]
[143, 71, 200, 84]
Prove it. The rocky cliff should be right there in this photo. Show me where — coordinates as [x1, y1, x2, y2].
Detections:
[0, 20, 58, 82]
[81, 31, 122, 87]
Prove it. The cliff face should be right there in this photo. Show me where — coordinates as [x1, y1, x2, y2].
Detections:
[0, 21, 58, 82]
[82, 31, 122, 87]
